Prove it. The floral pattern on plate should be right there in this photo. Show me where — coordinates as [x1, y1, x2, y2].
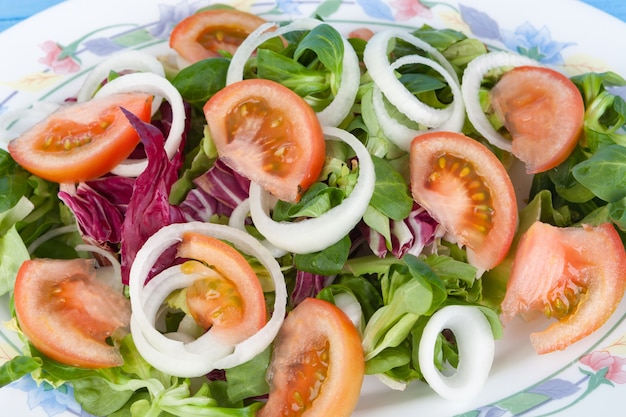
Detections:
[457, 330, 626, 417]
[0, 0, 622, 416]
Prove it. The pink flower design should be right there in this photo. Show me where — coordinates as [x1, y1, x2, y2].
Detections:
[38, 40, 80, 75]
[580, 350, 626, 384]
[389, 0, 432, 21]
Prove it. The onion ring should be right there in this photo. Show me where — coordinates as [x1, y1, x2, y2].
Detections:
[248, 126, 375, 254]
[94, 72, 186, 177]
[418, 305, 494, 401]
[371, 55, 465, 151]
[363, 29, 458, 128]
[128, 221, 286, 377]
[461, 51, 540, 152]
[226, 18, 360, 127]
[77, 50, 165, 104]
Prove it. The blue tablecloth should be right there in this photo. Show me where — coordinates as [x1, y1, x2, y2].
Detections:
[0, 0, 625, 32]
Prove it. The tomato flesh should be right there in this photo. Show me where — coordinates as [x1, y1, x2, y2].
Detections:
[13, 258, 131, 368]
[490, 66, 584, 174]
[8, 92, 153, 183]
[501, 222, 626, 354]
[176, 232, 267, 345]
[410, 131, 518, 273]
[258, 298, 364, 417]
[204, 79, 325, 203]
[169, 9, 267, 64]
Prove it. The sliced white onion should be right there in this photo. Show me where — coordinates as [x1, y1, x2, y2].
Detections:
[139, 264, 231, 357]
[228, 199, 288, 258]
[249, 126, 375, 254]
[75, 243, 123, 293]
[77, 50, 165, 105]
[226, 18, 360, 127]
[371, 55, 465, 151]
[461, 51, 540, 152]
[128, 221, 286, 377]
[94, 72, 186, 178]
[333, 291, 363, 332]
[131, 246, 228, 373]
[363, 29, 458, 128]
[418, 305, 494, 401]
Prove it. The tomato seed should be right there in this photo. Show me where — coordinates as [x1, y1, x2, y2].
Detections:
[239, 103, 249, 117]
[429, 154, 495, 236]
[42, 135, 54, 148]
[471, 192, 486, 202]
[270, 117, 282, 128]
[459, 165, 471, 177]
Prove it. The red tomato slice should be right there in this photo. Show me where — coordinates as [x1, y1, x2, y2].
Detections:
[13, 258, 131, 368]
[501, 221, 626, 354]
[410, 131, 518, 273]
[204, 78, 326, 203]
[176, 231, 267, 345]
[257, 298, 364, 417]
[490, 66, 584, 174]
[170, 8, 267, 64]
[8, 93, 153, 183]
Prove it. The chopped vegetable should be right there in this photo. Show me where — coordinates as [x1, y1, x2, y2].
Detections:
[169, 8, 267, 65]
[409, 131, 518, 273]
[8, 93, 153, 182]
[501, 221, 626, 353]
[204, 78, 325, 203]
[257, 297, 364, 417]
[13, 258, 130, 368]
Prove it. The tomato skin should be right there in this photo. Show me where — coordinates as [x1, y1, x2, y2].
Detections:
[490, 66, 584, 174]
[409, 131, 518, 273]
[13, 258, 131, 368]
[8, 93, 153, 183]
[176, 231, 267, 345]
[204, 78, 326, 203]
[170, 9, 267, 64]
[258, 298, 364, 417]
[501, 222, 626, 354]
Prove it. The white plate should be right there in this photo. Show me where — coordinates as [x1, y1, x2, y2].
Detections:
[1, 0, 626, 416]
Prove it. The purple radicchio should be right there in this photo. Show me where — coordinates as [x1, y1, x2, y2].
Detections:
[289, 270, 334, 308]
[119, 108, 187, 285]
[197, 159, 250, 214]
[58, 176, 134, 249]
[178, 159, 251, 221]
[360, 203, 440, 258]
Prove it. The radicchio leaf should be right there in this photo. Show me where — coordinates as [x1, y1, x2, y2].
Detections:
[119, 108, 186, 284]
[290, 269, 332, 307]
[360, 204, 440, 258]
[192, 158, 250, 216]
[58, 177, 134, 247]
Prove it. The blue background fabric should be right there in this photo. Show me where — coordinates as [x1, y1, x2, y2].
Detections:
[0, 0, 624, 32]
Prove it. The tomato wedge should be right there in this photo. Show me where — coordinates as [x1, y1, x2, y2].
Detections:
[8, 92, 153, 183]
[258, 298, 364, 417]
[410, 131, 518, 273]
[501, 221, 626, 354]
[170, 8, 267, 64]
[204, 78, 326, 203]
[13, 258, 131, 368]
[176, 231, 267, 345]
[490, 66, 584, 174]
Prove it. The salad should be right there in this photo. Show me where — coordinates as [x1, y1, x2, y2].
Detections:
[1, 1, 626, 417]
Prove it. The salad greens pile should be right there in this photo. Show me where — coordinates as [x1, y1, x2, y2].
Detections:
[0, 6, 626, 416]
